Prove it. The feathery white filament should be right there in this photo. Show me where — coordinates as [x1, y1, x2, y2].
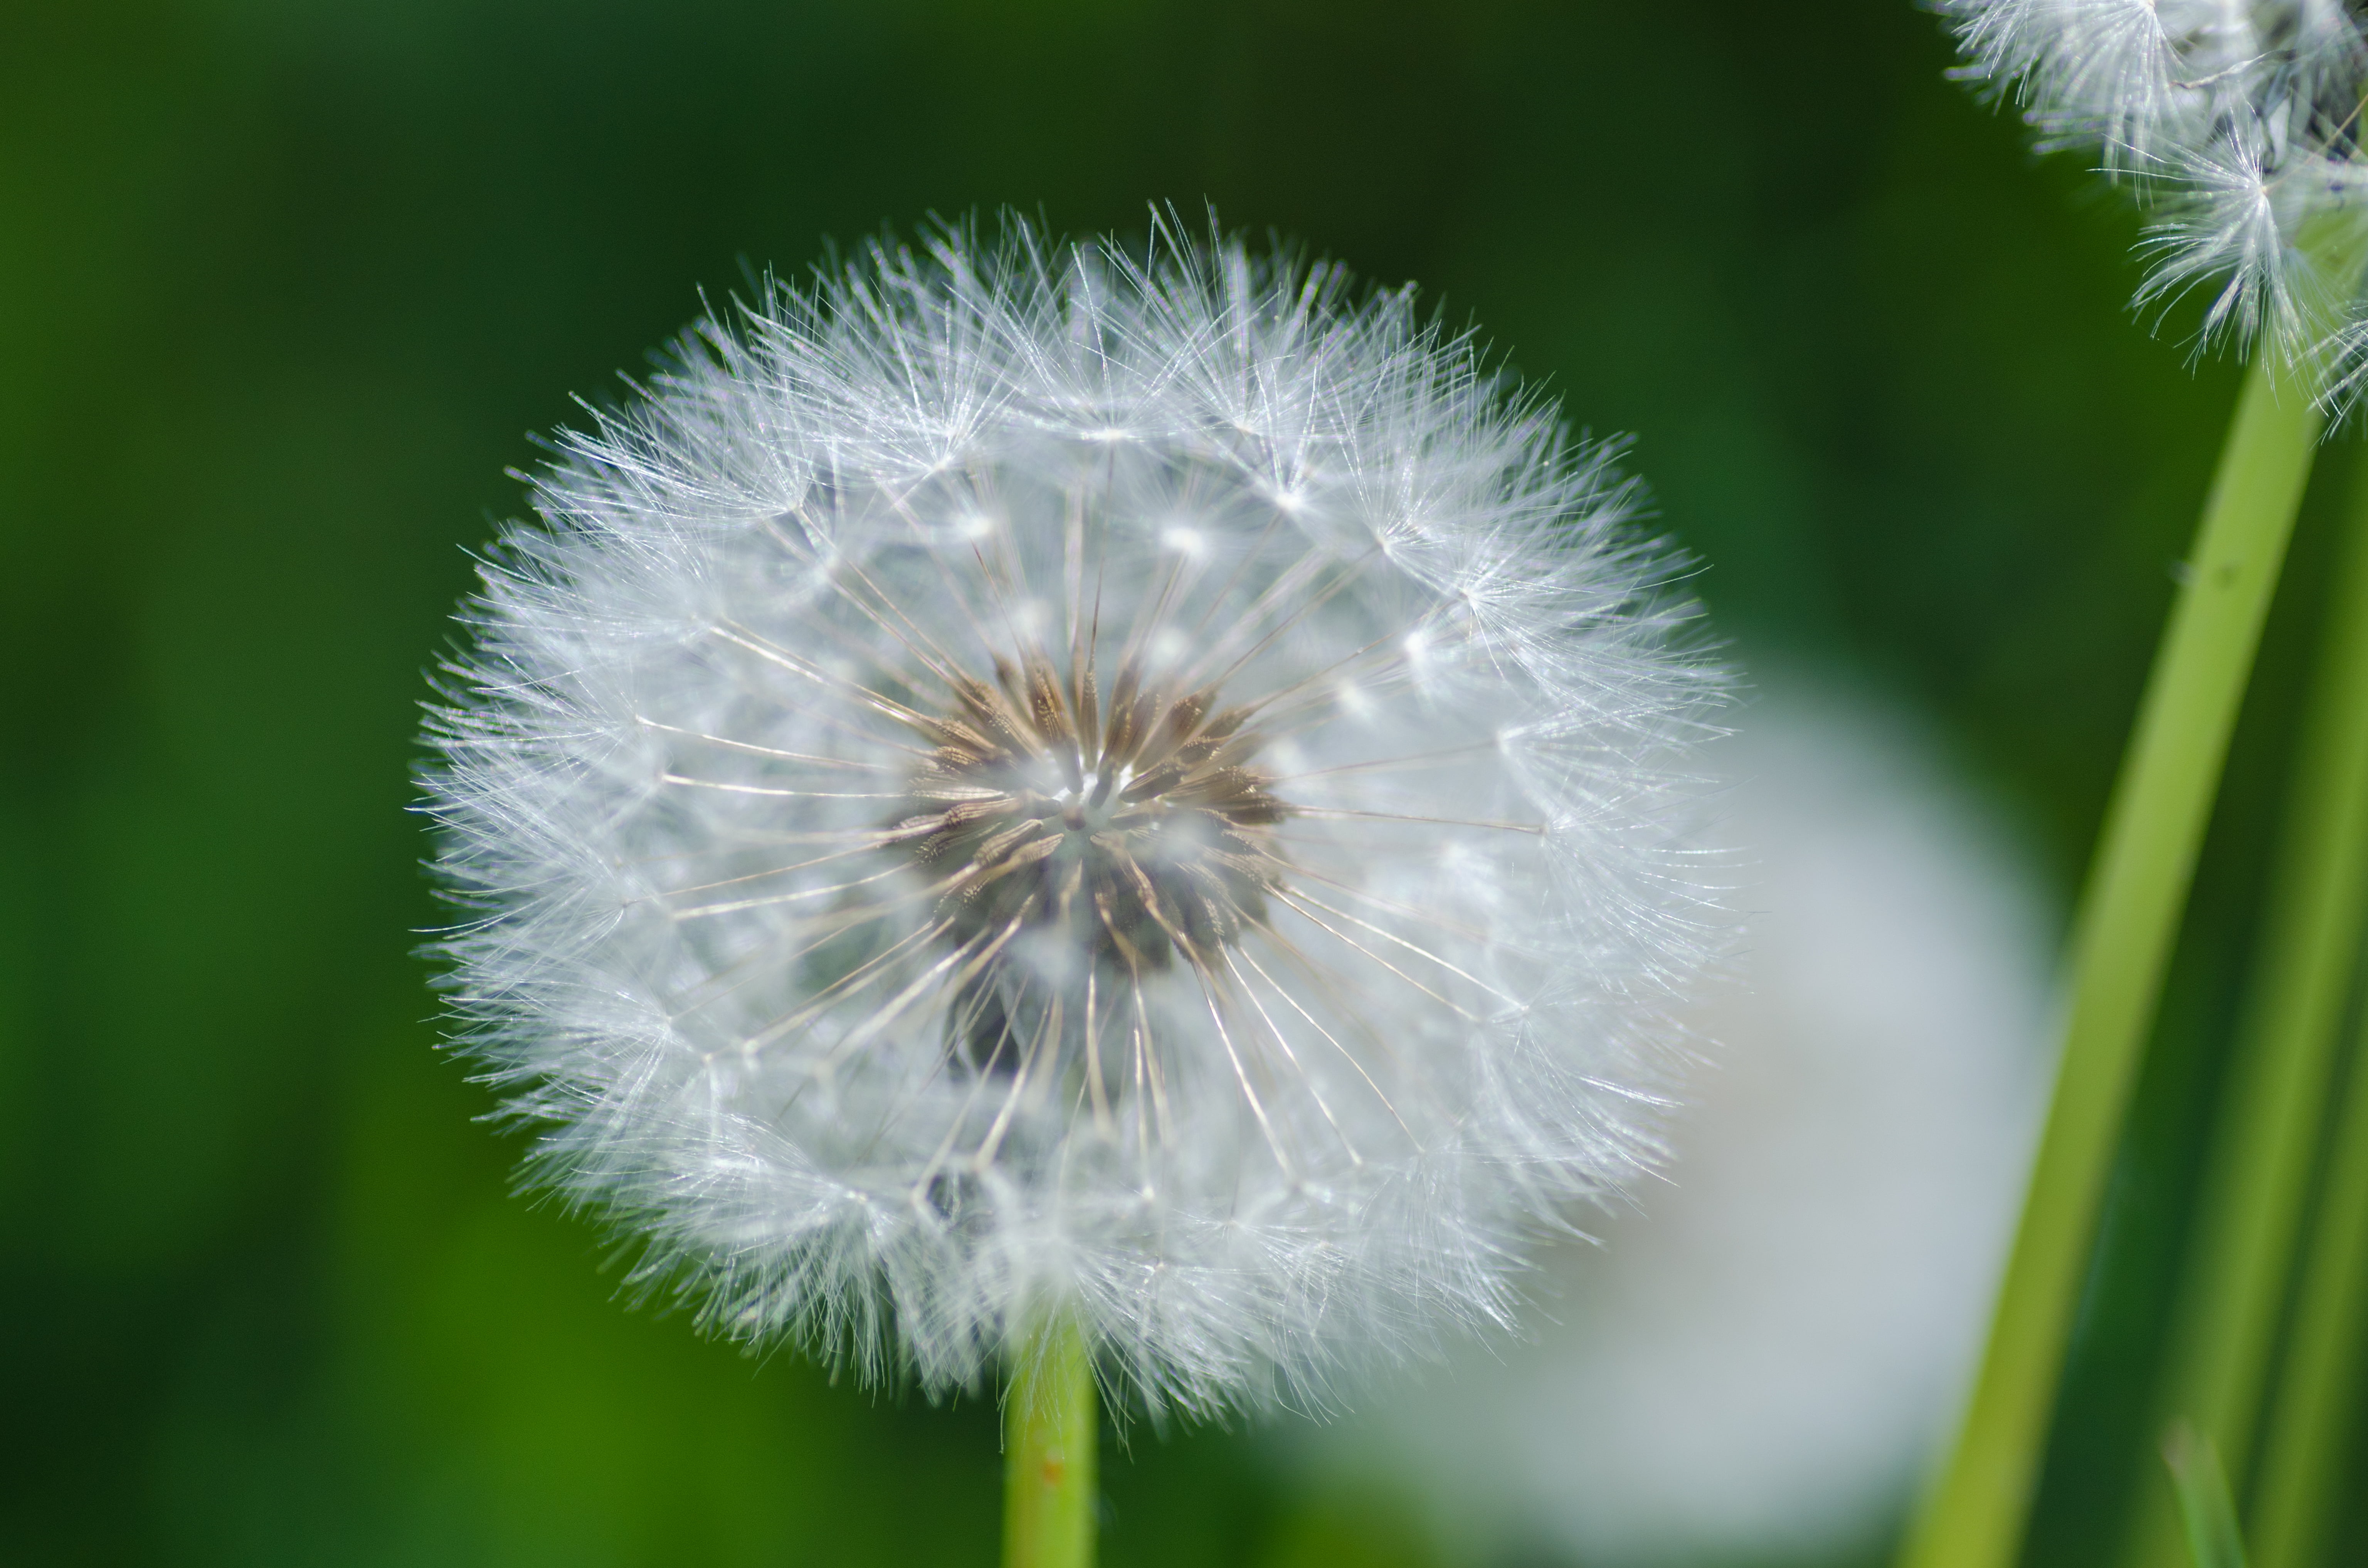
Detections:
[1943, 0, 2368, 391]
[420, 215, 1726, 1414]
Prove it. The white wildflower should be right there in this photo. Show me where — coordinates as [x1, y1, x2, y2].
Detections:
[1941, 0, 2368, 388]
[420, 214, 1725, 1415]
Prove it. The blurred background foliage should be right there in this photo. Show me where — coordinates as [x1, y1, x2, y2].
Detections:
[4, 0, 2364, 1563]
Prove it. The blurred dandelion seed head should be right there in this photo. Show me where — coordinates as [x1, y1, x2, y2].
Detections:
[1943, 0, 2368, 394]
[419, 212, 1728, 1415]
[1288, 681, 2052, 1563]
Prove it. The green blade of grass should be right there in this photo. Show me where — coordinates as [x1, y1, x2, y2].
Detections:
[2163, 1422, 2250, 1568]
[1897, 353, 2321, 1568]
[2249, 1004, 2368, 1568]
[2123, 434, 2368, 1568]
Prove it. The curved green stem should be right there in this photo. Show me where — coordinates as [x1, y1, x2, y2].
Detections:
[2249, 1008, 2368, 1568]
[2163, 1422, 2249, 1568]
[2123, 437, 2368, 1568]
[1898, 353, 2321, 1568]
[1004, 1313, 1096, 1568]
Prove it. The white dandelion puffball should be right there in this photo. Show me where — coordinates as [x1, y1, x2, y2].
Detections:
[420, 216, 1726, 1413]
[1942, 0, 2368, 387]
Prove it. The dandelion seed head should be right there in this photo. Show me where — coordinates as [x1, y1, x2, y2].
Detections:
[420, 212, 1727, 1415]
[1942, 0, 2368, 388]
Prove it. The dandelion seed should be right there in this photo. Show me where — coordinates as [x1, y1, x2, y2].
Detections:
[1941, 0, 2368, 395]
[419, 212, 1727, 1415]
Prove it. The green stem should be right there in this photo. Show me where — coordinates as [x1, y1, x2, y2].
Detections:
[2124, 437, 2368, 1568]
[1898, 353, 2321, 1568]
[1004, 1313, 1097, 1568]
[2249, 1005, 2368, 1568]
[2162, 1422, 2250, 1568]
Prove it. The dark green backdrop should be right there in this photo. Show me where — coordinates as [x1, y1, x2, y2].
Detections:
[5, 2, 2361, 1563]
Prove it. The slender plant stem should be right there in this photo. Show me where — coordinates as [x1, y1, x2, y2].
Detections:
[1898, 353, 2321, 1568]
[2162, 1422, 2249, 1568]
[1004, 1313, 1097, 1568]
[2122, 439, 2368, 1568]
[2250, 1003, 2368, 1568]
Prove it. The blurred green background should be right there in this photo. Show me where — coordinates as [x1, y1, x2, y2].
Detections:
[5, 1, 2364, 1563]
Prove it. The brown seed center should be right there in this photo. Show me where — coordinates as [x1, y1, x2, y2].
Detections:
[898, 649, 1289, 976]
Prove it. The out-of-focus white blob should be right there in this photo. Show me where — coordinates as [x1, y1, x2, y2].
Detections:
[1288, 676, 2055, 1565]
